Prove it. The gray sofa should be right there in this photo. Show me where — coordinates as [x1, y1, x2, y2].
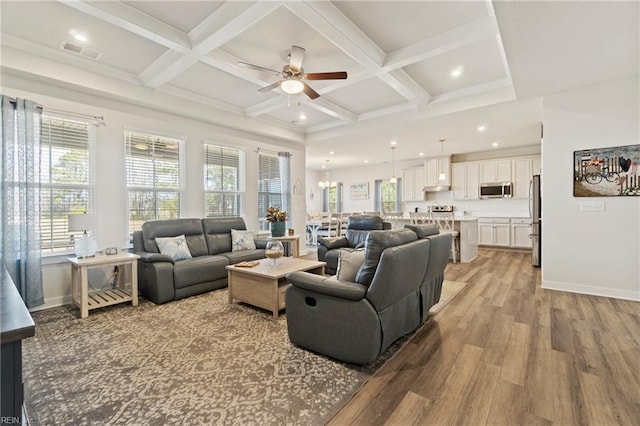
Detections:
[132, 217, 266, 304]
[285, 227, 452, 364]
[316, 215, 391, 275]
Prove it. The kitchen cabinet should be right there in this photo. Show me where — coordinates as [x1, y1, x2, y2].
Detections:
[452, 163, 479, 200]
[402, 165, 425, 201]
[478, 218, 510, 246]
[512, 156, 541, 199]
[480, 159, 511, 182]
[511, 218, 533, 248]
[425, 156, 451, 187]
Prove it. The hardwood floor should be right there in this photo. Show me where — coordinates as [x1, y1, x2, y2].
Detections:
[324, 248, 640, 425]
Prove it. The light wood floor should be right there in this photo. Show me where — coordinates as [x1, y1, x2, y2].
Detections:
[322, 248, 640, 425]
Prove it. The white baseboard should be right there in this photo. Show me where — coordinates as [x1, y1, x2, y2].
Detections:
[542, 280, 640, 302]
[29, 295, 70, 312]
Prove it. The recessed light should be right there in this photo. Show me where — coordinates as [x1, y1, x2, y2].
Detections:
[477, 125, 486, 132]
[321, 164, 326, 169]
[329, 151, 334, 155]
[73, 33, 87, 43]
[450, 66, 464, 78]
[492, 142, 499, 147]
[364, 160, 369, 163]
[390, 140, 397, 146]
[419, 152, 424, 156]
[299, 113, 306, 121]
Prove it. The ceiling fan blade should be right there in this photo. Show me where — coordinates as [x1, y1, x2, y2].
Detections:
[305, 71, 348, 80]
[302, 82, 320, 99]
[258, 81, 283, 92]
[238, 62, 282, 76]
[289, 45, 305, 73]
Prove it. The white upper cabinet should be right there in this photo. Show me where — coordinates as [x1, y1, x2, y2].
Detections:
[512, 156, 541, 199]
[424, 156, 451, 187]
[402, 165, 425, 201]
[452, 162, 479, 200]
[480, 159, 511, 182]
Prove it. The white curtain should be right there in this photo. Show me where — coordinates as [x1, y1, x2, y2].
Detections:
[1, 96, 44, 308]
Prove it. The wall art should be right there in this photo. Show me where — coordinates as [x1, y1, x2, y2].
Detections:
[574, 144, 640, 196]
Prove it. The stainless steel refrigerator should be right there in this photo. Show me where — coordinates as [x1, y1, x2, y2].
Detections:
[529, 174, 541, 266]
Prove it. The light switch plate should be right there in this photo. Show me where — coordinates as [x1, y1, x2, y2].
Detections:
[580, 201, 605, 212]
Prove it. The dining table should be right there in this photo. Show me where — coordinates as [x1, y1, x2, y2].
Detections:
[305, 219, 339, 246]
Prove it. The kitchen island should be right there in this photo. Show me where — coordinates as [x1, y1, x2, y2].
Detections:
[392, 216, 478, 263]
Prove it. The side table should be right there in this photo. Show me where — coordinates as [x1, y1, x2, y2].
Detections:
[67, 252, 140, 318]
[267, 234, 300, 257]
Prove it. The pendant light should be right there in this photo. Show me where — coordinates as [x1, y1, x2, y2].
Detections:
[438, 139, 446, 181]
[390, 146, 397, 183]
[318, 160, 336, 189]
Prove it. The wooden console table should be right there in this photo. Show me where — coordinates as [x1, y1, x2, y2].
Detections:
[67, 253, 140, 318]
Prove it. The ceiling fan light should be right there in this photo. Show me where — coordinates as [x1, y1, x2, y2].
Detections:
[281, 79, 304, 95]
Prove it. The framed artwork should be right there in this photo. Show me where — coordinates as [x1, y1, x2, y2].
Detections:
[350, 182, 369, 200]
[573, 144, 640, 196]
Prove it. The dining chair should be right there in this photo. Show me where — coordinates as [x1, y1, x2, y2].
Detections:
[409, 212, 432, 225]
[383, 212, 405, 229]
[431, 212, 460, 263]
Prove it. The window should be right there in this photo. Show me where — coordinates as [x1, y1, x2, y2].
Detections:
[204, 144, 243, 217]
[40, 116, 93, 253]
[375, 179, 401, 213]
[322, 184, 342, 213]
[257, 152, 281, 231]
[126, 131, 183, 236]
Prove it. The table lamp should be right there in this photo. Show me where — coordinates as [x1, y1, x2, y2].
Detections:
[68, 213, 98, 258]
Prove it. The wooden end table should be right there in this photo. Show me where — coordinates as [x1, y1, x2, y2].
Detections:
[67, 252, 140, 318]
[227, 257, 325, 319]
[266, 234, 300, 257]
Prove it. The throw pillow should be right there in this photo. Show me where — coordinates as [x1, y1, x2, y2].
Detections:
[155, 235, 192, 261]
[231, 229, 256, 252]
[336, 248, 366, 282]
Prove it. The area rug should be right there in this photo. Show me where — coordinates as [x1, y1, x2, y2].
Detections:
[23, 280, 466, 425]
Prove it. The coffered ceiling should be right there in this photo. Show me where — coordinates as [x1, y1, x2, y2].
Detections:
[1, 1, 637, 169]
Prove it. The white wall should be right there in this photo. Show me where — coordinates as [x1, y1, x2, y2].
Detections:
[542, 77, 640, 301]
[3, 82, 307, 309]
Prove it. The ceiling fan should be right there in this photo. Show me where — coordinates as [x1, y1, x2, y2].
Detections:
[238, 45, 347, 99]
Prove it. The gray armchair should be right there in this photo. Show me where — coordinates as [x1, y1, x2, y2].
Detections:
[316, 215, 391, 275]
[286, 228, 447, 364]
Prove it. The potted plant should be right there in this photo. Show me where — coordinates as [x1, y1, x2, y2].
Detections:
[266, 207, 288, 237]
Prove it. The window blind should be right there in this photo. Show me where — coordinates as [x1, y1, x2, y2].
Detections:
[125, 131, 182, 235]
[204, 144, 243, 217]
[40, 116, 92, 252]
[257, 153, 281, 230]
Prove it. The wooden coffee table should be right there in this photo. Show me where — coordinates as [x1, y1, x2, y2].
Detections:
[226, 257, 325, 319]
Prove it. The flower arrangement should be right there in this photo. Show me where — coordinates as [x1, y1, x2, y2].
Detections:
[265, 206, 288, 222]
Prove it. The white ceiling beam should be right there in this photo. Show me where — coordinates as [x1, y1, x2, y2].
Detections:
[305, 98, 358, 122]
[383, 16, 499, 71]
[139, 2, 280, 88]
[57, 0, 191, 52]
[427, 78, 513, 105]
[245, 97, 285, 117]
[378, 69, 432, 105]
[284, 1, 385, 69]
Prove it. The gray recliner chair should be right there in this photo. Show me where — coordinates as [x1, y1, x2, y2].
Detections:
[316, 215, 391, 275]
[286, 228, 447, 364]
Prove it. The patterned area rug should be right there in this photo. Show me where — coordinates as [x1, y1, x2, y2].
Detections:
[23, 281, 466, 425]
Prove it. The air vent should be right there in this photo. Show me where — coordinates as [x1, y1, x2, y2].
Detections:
[61, 41, 102, 60]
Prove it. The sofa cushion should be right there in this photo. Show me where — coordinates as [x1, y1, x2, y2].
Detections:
[220, 249, 266, 264]
[141, 218, 208, 257]
[336, 248, 365, 282]
[355, 229, 418, 287]
[231, 229, 256, 251]
[404, 224, 440, 239]
[172, 256, 229, 289]
[202, 217, 248, 255]
[155, 235, 192, 261]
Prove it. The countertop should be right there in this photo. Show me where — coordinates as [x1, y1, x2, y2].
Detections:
[1, 264, 36, 344]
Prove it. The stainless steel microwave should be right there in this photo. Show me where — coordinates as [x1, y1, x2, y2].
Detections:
[479, 182, 513, 199]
